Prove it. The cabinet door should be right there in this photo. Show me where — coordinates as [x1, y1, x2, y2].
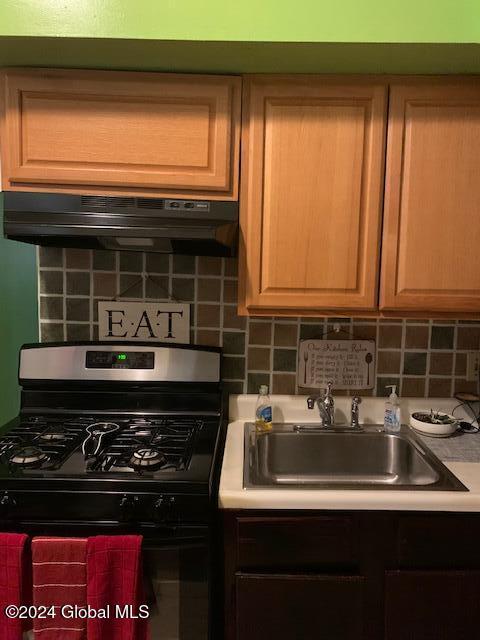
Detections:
[236, 573, 365, 640]
[236, 515, 357, 570]
[239, 76, 387, 314]
[397, 515, 480, 569]
[380, 80, 480, 312]
[1, 68, 241, 199]
[385, 570, 480, 640]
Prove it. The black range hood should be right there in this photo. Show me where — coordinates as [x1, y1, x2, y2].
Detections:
[3, 192, 238, 256]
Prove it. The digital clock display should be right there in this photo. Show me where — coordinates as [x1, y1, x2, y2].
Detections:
[85, 351, 155, 369]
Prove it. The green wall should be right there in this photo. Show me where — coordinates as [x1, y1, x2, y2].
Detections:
[0, 198, 38, 424]
[1, 0, 480, 43]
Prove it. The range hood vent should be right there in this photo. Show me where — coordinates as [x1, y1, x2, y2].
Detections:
[80, 195, 166, 211]
[4, 192, 238, 256]
[137, 198, 166, 210]
[80, 195, 136, 209]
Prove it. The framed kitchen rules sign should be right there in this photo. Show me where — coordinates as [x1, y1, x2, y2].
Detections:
[98, 302, 190, 343]
[298, 339, 375, 390]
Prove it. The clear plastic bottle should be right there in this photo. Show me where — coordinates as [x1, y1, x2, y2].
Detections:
[384, 385, 401, 433]
[255, 385, 273, 432]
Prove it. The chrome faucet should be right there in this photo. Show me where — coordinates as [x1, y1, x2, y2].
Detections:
[351, 396, 362, 428]
[307, 381, 335, 427]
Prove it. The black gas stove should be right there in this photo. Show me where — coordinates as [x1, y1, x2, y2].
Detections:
[0, 342, 226, 528]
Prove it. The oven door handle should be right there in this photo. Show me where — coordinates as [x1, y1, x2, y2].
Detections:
[142, 540, 207, 552]
[5, 520, 209, 549]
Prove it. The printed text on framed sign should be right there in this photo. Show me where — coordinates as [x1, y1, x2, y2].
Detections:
[98, 302, 190, 343]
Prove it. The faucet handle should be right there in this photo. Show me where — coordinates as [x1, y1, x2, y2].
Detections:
[352, 395, 362, 408]
[325, 381, 334, 395]
[307, 397, 316, 410]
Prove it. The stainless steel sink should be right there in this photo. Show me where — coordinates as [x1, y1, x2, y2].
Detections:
[244, 424, 466, 491]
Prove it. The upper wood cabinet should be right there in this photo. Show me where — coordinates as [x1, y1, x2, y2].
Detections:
[239, 76, 388, 315]
[380, 80, 480, 313]
[0, 68, 241, 199]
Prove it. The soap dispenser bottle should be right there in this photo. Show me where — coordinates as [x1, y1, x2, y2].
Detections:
[384, 385, 401, 433]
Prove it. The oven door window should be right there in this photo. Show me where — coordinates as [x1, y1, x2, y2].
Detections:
[145, 543, 209, 640]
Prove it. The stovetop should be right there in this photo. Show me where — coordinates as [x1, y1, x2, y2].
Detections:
[0, 414, 213, 478]
[0, 343, 225, 525]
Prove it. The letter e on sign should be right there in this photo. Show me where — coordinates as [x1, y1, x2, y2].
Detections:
[98, 302, 190, 343]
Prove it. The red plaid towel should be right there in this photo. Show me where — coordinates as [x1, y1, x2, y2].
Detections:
[87, 535, 149, 640]
[32, 537, 87, 640]
[0, 533, 31, 640]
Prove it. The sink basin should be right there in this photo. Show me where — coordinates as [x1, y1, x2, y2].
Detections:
[244, 424, 466, 491]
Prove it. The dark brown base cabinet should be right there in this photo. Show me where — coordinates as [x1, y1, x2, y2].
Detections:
[222, 511, 480, 640]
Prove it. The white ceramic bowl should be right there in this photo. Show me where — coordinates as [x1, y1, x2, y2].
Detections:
[410, 412, 458, 437]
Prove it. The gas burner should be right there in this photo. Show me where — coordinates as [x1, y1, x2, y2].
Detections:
[10, 446, 49, 468]
[130, 448, 166, 470]
[39, 428, 67, 442]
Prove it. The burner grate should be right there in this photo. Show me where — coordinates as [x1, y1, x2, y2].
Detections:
[0, 414, 206, 476]
[88, 418, 200, 474]
[0, 416, 92, 470]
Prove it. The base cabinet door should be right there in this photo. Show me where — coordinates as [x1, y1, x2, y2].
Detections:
[239, 76, 387, 315]
[235, 573, 365, 640]
[385, 570, 480, 640]
[380, 80, 480, 313]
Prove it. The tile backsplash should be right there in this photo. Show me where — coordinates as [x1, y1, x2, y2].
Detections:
[38, 247, 480, 398]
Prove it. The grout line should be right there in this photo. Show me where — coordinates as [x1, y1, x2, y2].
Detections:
[192, 256, 198, 344]
[398, 319, 407, 397]
[269, 317, 274, 394]
[373, 318, 380, 396]
[295, 315, 301, 392]
[243, 304, 249, 395]
[62, 249, 66, 341]
[219, 257, 225, 351]
[451, 322, 459, 397]
[36, 247, 41, 342]
[88, 251, 93, 339]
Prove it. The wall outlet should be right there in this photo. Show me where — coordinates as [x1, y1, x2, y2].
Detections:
[467, 352, 480, 382]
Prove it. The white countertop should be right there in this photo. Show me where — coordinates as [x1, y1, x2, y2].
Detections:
[219, 395, 480, 512]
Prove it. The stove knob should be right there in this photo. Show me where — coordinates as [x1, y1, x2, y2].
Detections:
[119, 494, 138, 522]
[152, 496, 176, 524]
[0, 492, 16, 519]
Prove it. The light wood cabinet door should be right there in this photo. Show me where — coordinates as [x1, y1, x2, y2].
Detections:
[380, 80, 480, 312]
[239, 76, 387, 314]
[0, 68, 241, 199]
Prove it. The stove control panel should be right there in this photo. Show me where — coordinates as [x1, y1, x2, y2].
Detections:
[86, 351, 155, 370]
[20, 344, 221, 382]
[0, 491, 209, 526]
